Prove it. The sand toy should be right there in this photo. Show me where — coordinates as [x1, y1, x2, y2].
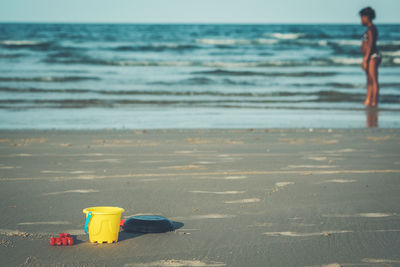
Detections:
[83, 206, 124, 244]
[120, 215, 174, 233]
[50, 233, 74, 246]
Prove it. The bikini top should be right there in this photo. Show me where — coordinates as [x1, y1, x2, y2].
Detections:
[362, 26, 379, 54]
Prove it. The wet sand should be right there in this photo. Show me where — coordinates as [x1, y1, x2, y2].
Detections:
[0, 129, 399, 267]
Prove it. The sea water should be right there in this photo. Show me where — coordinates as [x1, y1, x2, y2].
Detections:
[0, 23, 399, 129]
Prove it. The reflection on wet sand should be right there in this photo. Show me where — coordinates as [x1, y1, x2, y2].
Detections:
[366, 108, 378, 128]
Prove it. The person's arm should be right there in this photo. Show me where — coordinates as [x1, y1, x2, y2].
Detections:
[362, 29, 373, 70]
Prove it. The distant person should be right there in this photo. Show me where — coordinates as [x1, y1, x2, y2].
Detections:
[360, 7, 381, 107]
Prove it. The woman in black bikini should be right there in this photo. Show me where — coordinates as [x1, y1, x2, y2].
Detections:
[360, 7, 381, 107]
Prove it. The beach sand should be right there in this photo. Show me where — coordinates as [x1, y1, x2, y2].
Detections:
[0, 129, 399, 267]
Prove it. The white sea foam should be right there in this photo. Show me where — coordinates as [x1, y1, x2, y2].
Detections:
[318, 40, 328, 46]
[196, 38, 279, 46]
[335, 40, 361, 46]
[331, 57, 362, 65]
[0, 40, 40, 45]
[382, 50, 400, 57]
[378, 40, 400, 46]
[254, 38, 279, 45]
[196, 38, 250, 45]
[268, 33, 306, 39]
[202, 62, 259, 68]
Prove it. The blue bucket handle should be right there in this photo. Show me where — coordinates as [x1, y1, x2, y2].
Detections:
[84, 211, 92, 234]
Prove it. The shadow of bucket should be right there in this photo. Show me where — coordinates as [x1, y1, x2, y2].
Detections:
[83, 206, 124, 244]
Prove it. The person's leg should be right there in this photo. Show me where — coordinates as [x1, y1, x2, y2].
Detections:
[368, 58, 380, 107]
[364, 68, 372, 106]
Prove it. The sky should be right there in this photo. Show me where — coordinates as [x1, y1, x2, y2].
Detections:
[1, 0, 399, 24]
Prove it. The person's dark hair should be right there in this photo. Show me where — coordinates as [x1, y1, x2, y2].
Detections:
[359, 7, 376, 20]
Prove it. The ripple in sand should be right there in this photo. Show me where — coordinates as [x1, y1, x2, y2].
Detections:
[224, 198, 261, 204]
[0, 166, 20, 169]
[321, 179, 356, 183]
[124, 259, 226, 267]
[275, 182, 294, 187]
[160, 165, 206, 170]
[323, 212, 395, 218]
[195, 161, 217, 165]
[41, 170, 95, 174]
[171, 214, 235, 220]
[190, 190, 245, 195]
[286, 165, 336, 169]
[307, 156, 328, 161]
[225, 176, 247, 180]
[263, 230, 352, 237]
[139, 178, 161, 182]
[17, 221, 71, 225]
[174, 150, 195, 154]
[12, 153, 32, 157]
[324, 148, 355, 153]
[42, 189, 99, 195]
[362, 258, 400, 264]
[80, 159, 120, 163]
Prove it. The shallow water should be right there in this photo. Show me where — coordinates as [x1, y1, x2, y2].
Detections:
[0, 23, 399, 128]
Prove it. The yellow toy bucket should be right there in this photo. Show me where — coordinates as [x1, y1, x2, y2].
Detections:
[83, 206, 124, 244]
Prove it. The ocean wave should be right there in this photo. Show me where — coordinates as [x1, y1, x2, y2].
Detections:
[255, 38, 279, 45]
[42, 56, 320, 68]
[291, 82, 364, 89]
[149, 77, 215, 86]
[0, 40, 52, 50]
[330, 57, 362, 65]
[43, 57, 194, 66]
[333, 40, 361, 46]
[196, 38, 250, 45]
[0, 76, 100, 82]
[195, 38, 278, 46]
[265, 33, 307, 39]
[0, 53, 24, 58]
[382, 50, 400, 57]
[149, 77, 255, 86]
[0, 40, 40, 46]
[1, 88, 399, 99]
[42, 55, 397, 68]
[2, 92, 398, 109]
[202, 62, 260, 68]
[192, 69, 338, 77]
[112, 43, 199, 52]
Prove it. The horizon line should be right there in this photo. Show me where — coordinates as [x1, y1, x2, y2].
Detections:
[1, 21, 399, 25]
